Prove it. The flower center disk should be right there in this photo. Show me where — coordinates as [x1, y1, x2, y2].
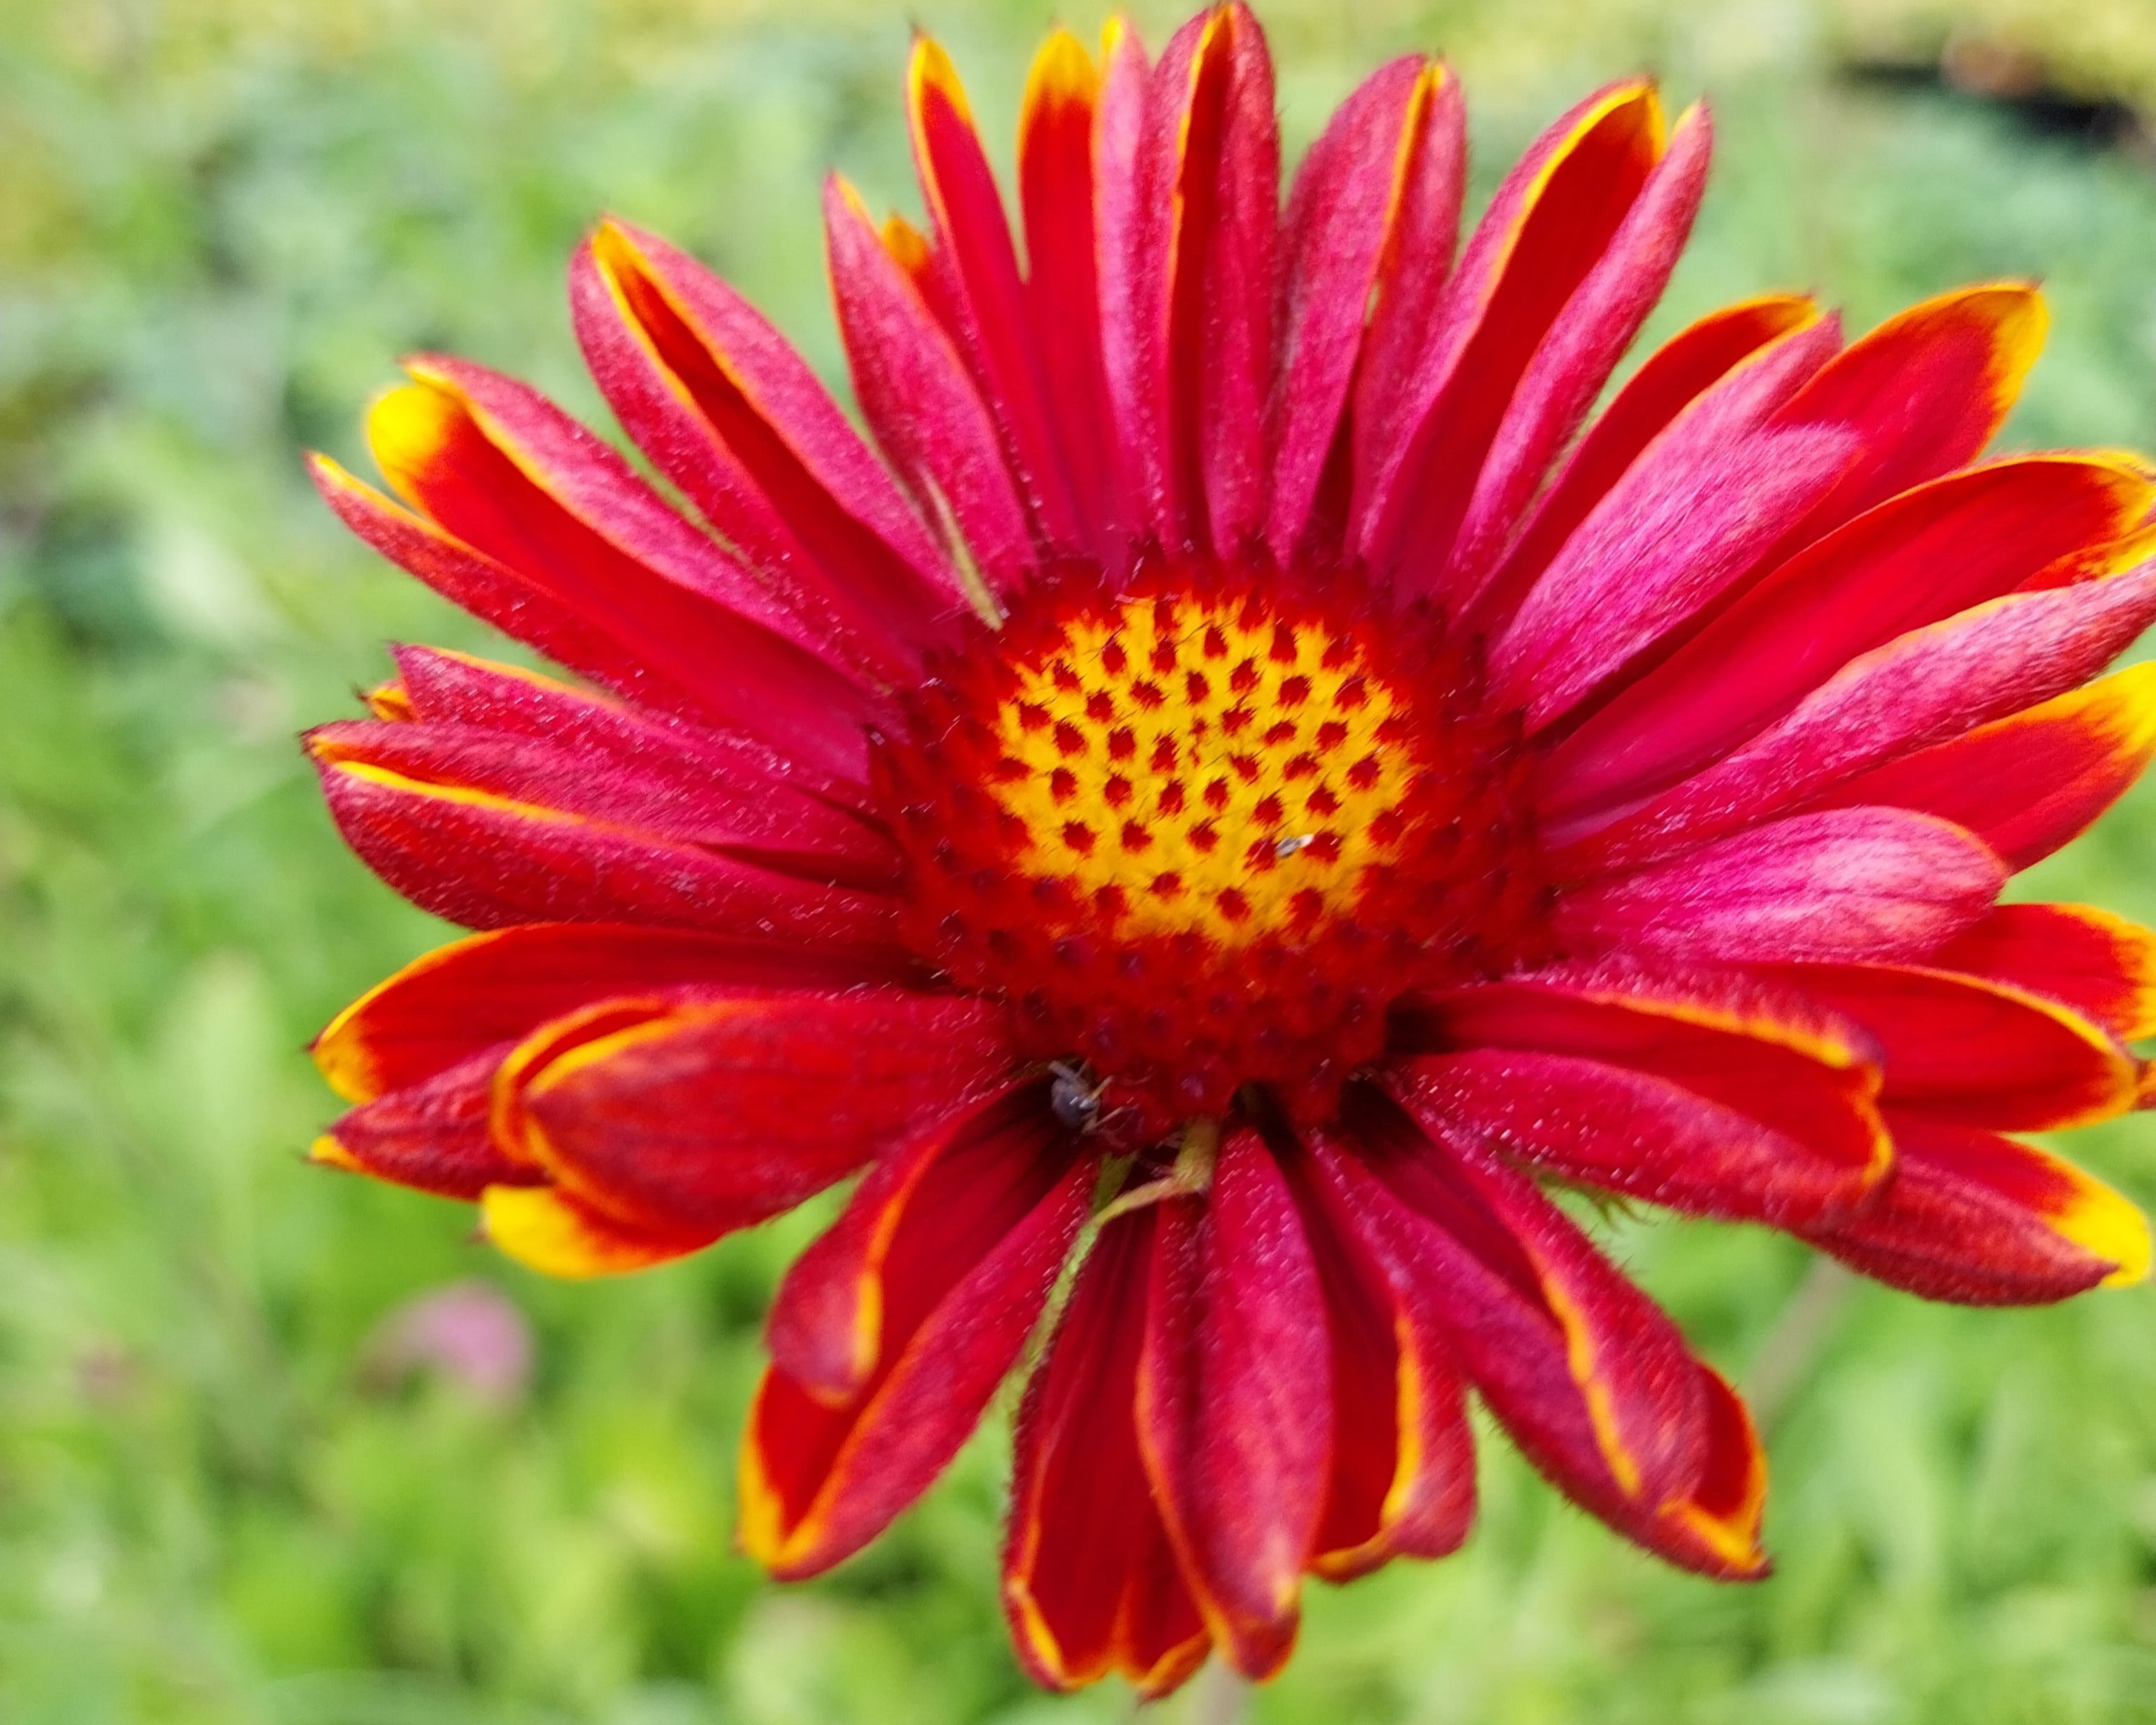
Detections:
[878, 560, 1548, 1136]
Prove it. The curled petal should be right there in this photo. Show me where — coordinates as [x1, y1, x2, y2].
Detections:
[1754, 963, 2137, 1132]
[492, 989, 1017, 1239]
[1932, 903, 2156, 1042]
[741, 1087, 1091, 1576]
[910, 37, 1085, 552]
[313, 455, 842, 756]
[1556, 808, 2004, 965]
[1311, 1099, 1767, 1578]
[1004, 1208, 1211, 1698]
[1266, 54, 1451, 559]
[1138, 1130, 1329, 1678]
[824, 175, 1033, 602]
[361, 363, 878, 769]
[385, 644, 867, 812]
[1444, 101, 1714, 603]
[314, 1048, 529, 1201]
[307, 715, 898, 889]
[1277, 1138, 1475, 1578]
[1124, 2, 1280, 551]
[1353, 81, 1671, 589]
[1804, 1111, 2150, 1302]
[572, 219, 962, 666]
[1397, 963, 1888, 1225]
[311, 922, 910, 1106]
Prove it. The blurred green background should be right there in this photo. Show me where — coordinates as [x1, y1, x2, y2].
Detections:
[4, 0, 2156, 1719]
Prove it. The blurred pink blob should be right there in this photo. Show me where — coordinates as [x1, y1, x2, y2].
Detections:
[361, 1279, 533, 1407]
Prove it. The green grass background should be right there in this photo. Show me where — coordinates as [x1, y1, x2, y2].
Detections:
[3, 0, 2156, 1719]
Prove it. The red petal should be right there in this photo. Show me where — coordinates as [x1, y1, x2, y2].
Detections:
[387, 643, 865, 813]
[1313, 1096, 1768, 1578]
[1124, 2, 1279, 552]
[823, 174, 1032, 602]
[910, 37, 1084, 554]
[1346, 55, 1468, 518]
[313, 1048, 529, 1201]
[1804, 1111, 2150, 1302]
[307, 715, 898, 889]
[1266, 55, 1450, 559]
[1093, 13, 1154, 557]
[1810, 662, 2156, 871]
[362, 365, 878, 771]
[572, 220, 961, 664]
[1278, 1139, 1475, 1578]
[1772, 282, 2047, 533]
[311, 922, 912, 1106]
[1004, 1208, 1212, 1698]
[1019, 30, 1129, 561]
[1931, 902, 2156, 1041]
[312, 455, 848, 758]
[1752, 962, 2136, 1131]
[740, 1087, 1091, 1576]
[1467, 294, 1824, 630]
[494, 989, 1017, 1237]
[1492, 318, 1853, 729]
[1353, 82, 1670, 588]
[1545, 455, 2155, 820]
[1564, 555, 2156, 867]
[1556, 807, 2004, 964]
[1444, 102, 1714, 603]
[1138, 1131, 1328, 1678]
[1398, 963, 1888, 1225]
[306, 735, 898, 949]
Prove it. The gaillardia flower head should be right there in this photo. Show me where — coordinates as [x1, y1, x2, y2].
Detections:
[306, 3, 2156, 1695]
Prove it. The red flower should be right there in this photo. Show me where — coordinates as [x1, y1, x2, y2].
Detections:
[305, 4, 2156, 1695]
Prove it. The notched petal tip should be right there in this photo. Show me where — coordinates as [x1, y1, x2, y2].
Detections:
[309, 1132, 364, 1173]
[2052, 1170, 2152, 1287]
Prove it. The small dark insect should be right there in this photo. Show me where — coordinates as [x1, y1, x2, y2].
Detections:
[1048, 1060, 1110, 1134]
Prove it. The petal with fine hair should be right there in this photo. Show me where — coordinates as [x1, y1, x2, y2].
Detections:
[1353, 80, 1669, 589]
[571, 219, 963, 663]
[1545, 455, 2155, 819]
[1564, 556, 2156, 864]
[741, 1087, 1091, 1577]
[311, 922, 910, 1107]
[1444, 101, 1714, 602]
[1931, 903, 2156, 1042]
[1752, 962, 2136, 1132]
[1809, 662, 2156, 870]
[314, 1049, 530, 1202]
[494, 989, 1016, 1238]
[1557, 807, 2004, 964]
[1804, 1111, 2150, 1302]
[1004, 1208, 1212, 1698]
[1266, 54, 1448, 559]
[1138, 1130, 1329, 1678]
